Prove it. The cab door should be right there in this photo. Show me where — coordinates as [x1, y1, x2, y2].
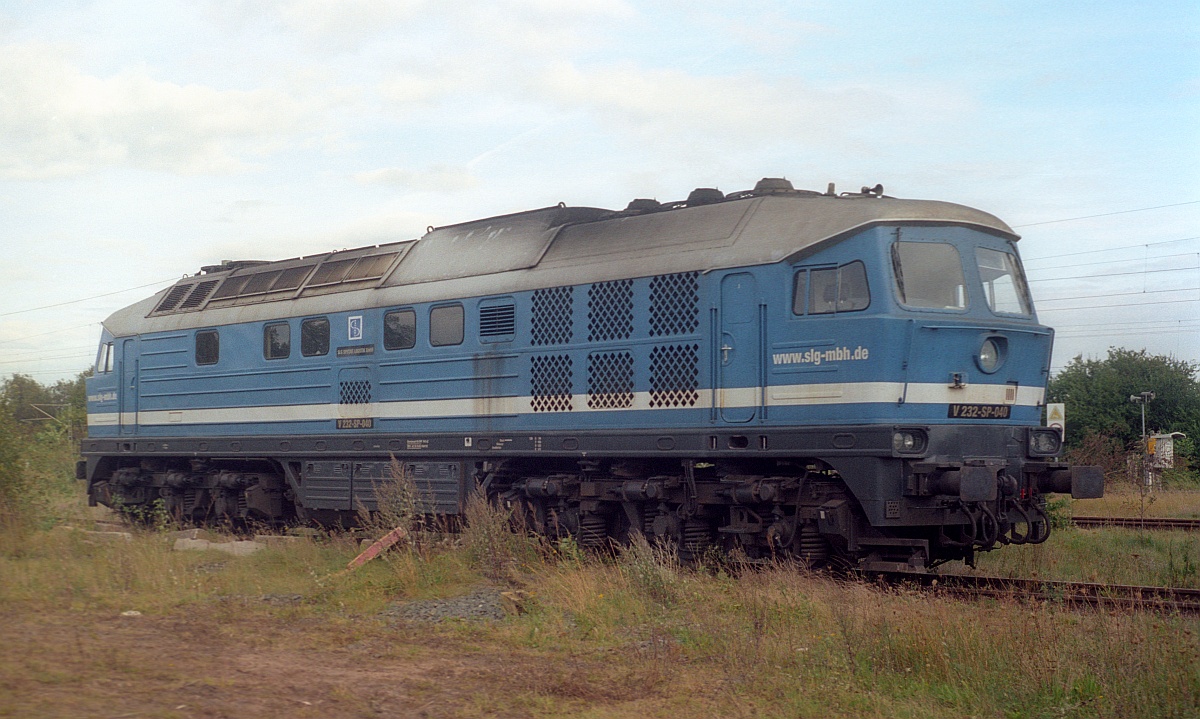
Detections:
[718, 273, 760, 423]
[119, 337, 138, 434]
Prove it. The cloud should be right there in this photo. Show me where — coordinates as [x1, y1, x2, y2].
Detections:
[529, 62, 945, 149]
[354, 165, 479, 191]
[0, 43, 314, 179]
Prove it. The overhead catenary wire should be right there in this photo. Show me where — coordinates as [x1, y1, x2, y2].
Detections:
[1027, 264, 1198, 284]
[0, 277, 178, 318]
[1021, 235, 1200, 263]
[1022, 251, 1200, 274]
[1036, 287, 1200, 303]
[0, 321, 101, 347]
[1012, 201, 1200, 228]
[1038, 297, 1200, 311]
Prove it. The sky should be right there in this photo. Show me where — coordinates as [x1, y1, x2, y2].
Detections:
[2, 0, 1199, 385]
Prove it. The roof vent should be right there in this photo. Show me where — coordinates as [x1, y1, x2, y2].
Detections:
[624, 198, 662, 214]
[753, 177, 794, 193]
[686, 188, 724, 206]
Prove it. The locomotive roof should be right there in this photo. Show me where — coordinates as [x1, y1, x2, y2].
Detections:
[102, 185, 1018, 337]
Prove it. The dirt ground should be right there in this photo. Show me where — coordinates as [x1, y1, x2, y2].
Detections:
[0, 606, 653, 719]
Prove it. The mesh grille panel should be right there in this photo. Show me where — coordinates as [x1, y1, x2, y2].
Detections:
[531, 286, 573, 346]
[649, 272, 700, 336]
[530, 355, 573, 412]
[587, 280, 634, 342]
[649, 344, 700, 408]
[587, 351, 634, 409]
[339, 380, 372, 405]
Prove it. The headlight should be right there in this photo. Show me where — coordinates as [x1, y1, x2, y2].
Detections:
[977, 337, 1003, 373]
[1028, 428, 1063, 457]
[892, 429, 927, 454]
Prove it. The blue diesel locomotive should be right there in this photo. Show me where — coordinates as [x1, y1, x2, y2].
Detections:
[80, 178, 1102, 571]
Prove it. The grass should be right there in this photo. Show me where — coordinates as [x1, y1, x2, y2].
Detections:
[1072, 485, 1200, 519]
[3, 433, 1200, 717]
[960, 525, 1200, 588]
[2, 490, 1199, 718]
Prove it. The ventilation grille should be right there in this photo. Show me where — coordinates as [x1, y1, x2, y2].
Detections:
[179, 280, 219, 310]
[530, 355, 573, 412]
[649, 272, 700, 336]
[531, 286, 573, 346]
[154, 284, 193, 313]
[587, 351, 634, 409]
[339, 380, 372, 405]
[588, 280, 634, 342]
[480, 304, 516, 337]
[649, 344, 699, 408]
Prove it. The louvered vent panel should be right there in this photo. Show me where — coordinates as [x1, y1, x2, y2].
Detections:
[649, 272, 700, 336]
[530, 286, 573, 346]
[649, 344, 700, 408]
[587, 351, 634, 409]
[480, 304, 516, 337]
[179, 280, 219, 309]
[154, 284, 192, 313]
[587, 280, 633, 342]
[530, 354, 573, 412]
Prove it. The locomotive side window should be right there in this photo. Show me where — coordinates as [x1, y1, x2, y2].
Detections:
[794, 262, 870, 315]
[195, 330, 220, 366]
[430, 304, 464, 346]
[837, 261, 870, 311]
[263, 323, 290, 360]
[892, 242, 967, 310]
[384, 309, 416, 350]
[301, 318, 330, 356]
[976, 247, 1031, 315]
[791, 272, 808, 314]
[809, 268, 838, 314]
[96, 342, 114, 373]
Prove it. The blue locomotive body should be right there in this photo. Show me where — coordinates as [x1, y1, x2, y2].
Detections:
[81, 179, 1101, 570]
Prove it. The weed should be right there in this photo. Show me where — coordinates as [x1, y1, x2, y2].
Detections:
[617, 532, 678, 606]
[1044, 496, 1072, 530]
[460, 488, 542, 582]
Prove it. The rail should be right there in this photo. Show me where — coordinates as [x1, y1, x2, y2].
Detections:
[1071, 516, 1200, 532]
[884, 573, 1200, 615]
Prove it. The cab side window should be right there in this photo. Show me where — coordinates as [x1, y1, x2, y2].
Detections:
[793, 261, 870, 315]
[196, 330, 220, 365]
[96, 342, 114, 373]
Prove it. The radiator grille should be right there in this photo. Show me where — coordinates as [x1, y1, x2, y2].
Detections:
[587, 279, 634, 342]
[649, 272, 699, 336]
[530, 354, 573, 412]
[587, 351, 634, 409]
[531, 286, 573, 345]
[339, 380, 372, 405]
[649, 344, 700, 408]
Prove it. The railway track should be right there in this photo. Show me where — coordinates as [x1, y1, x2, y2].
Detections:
[890, 574, 1200, 615]
[878, 573, 1200, 614]
[1071, 516, 1200, 531]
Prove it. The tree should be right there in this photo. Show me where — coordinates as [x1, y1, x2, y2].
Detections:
[1047, 349, 1200, 461]
[0, 372, 91, 439]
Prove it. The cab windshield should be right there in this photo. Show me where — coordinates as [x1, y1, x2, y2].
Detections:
[891, 241, 967, 310]
[976, 247, 1032, 315]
